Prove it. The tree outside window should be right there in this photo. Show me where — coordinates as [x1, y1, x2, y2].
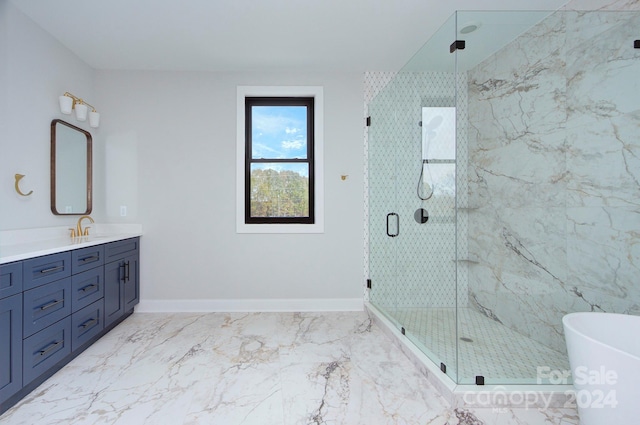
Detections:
[244, 97, 315, 224]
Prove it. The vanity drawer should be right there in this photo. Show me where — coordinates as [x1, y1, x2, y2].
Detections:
[71, 245, 104, 274]
[71, 268, 103, 312]
[104, 238, 139, 263]
[0, 261, 23, 300]
[23, 278, 72, 338]
[71, 299, 104, 351]
[22, 252, 71, 290]
[22, 317, 71, 386]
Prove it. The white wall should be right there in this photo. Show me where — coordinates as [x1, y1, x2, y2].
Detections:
[0, 1, 99, 231]
[95, 70, 365, 310]
[1, 3, 364, 310]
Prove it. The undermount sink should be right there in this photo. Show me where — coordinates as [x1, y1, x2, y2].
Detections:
[83, 234, 110, 239]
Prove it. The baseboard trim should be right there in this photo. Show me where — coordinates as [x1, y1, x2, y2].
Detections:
[136, 298, 364, 313]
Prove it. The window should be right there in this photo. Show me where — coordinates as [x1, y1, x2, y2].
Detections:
[245, 97, 314, 224]
[236, 86, 324, 233]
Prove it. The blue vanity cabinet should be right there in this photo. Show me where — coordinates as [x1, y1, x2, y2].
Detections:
[71, 267, 104, 312]
[0, 293, 22, 406]
[71, 245, 104, 275]
[104, 238, 140, 327]
[104, 260, 124, 327]
[71, 299, 104, 350]
[22, 278, 72, 338]
[0, 262, 22, 299]
[21, 268, 73, 389]
[0, 236, 140, 415]
[0, 262, 23, 406]
[123, 253, 139, 312]
[22, 252, 71, 290]
[70, 268, 105, 351]
[22, 317, 72, 386]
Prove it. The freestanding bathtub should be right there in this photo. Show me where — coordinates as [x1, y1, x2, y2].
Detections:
[562, 312, 640, 425]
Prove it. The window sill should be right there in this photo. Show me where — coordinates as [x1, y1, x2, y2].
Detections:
[236, 222, 324, 234]
[236, 85, 324, 235]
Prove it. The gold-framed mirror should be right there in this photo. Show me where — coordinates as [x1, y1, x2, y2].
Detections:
[50, 119, 92, 215]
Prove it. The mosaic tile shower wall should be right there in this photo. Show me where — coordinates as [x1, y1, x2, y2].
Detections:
[364, 72, 469, 311]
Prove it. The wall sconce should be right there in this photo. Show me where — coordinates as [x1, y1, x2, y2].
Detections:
[58, 92, 100, 128]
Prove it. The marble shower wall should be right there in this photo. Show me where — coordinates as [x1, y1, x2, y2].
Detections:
[466, 10, 640, 354]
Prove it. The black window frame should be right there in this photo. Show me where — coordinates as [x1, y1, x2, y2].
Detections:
[244, 96, 315, 224]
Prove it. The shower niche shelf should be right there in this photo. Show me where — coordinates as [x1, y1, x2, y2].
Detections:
[455, 258, 479, 264]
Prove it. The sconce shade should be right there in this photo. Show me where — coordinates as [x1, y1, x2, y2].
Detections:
[59, 92, 99, 128]
[59, 95, 73, 114]
[75, 103, 88, 121]
[89, 111, 100, 128]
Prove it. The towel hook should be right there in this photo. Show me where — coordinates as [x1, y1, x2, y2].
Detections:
[15, 174, 33, 196]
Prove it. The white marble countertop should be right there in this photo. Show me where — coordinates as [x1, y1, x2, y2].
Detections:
[0, 224, 142, 264]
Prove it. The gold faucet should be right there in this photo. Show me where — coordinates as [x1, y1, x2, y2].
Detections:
[76, 215, 94, 236]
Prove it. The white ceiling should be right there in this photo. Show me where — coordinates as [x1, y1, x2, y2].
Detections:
[10, 0, 569, 73]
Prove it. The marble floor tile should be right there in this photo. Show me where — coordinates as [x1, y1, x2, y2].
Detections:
[0, 312, 578, 425]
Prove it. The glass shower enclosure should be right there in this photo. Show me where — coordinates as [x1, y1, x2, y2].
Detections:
[367, 9, 640, 385]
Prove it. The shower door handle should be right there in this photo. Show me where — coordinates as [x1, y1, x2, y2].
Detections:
[386, 213, 399, 237]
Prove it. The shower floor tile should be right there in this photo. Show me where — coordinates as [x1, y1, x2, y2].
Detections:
[390, 307, 570, 384]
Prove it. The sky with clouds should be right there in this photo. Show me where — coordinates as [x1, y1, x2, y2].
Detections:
[251, 105, 307, 159]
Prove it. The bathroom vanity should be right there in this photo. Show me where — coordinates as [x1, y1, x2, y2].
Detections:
[0, 229, 141, 414]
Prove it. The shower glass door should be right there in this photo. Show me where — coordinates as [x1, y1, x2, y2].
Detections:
[367, 12, 460, 383]
[368, 82, 400, 328]
[368, 8, 639, 388]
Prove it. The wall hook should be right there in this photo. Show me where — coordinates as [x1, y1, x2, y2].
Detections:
[14, 174, 33, 196]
